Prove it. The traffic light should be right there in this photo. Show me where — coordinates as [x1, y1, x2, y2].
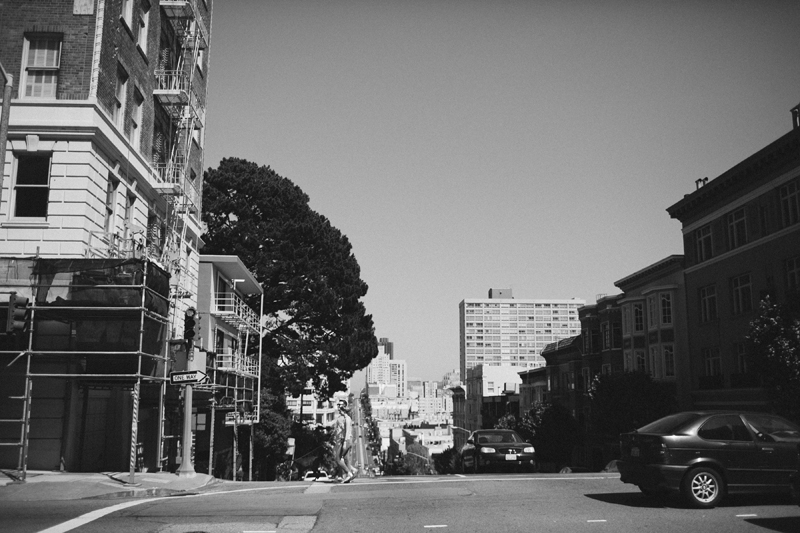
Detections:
[6, 292, 30, 334]
[183, 307, 199, 341]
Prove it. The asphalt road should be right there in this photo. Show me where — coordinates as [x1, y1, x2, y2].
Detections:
[2, 473, 799, 533]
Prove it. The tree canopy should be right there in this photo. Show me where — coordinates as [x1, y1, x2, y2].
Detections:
[202, 158, 378, 397]
[746, 295, 800, 423]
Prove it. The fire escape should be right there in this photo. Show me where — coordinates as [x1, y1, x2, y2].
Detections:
[152, 0, 208, 305]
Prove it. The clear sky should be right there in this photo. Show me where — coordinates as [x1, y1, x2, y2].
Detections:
[204, 0, 800, 381]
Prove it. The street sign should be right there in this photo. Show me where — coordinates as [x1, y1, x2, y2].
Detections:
[169, 370, 208, 385]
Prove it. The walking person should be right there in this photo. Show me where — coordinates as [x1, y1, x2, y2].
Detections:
[333, 399, 358, 483]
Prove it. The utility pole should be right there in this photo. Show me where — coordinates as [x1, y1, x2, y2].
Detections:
[0, 61, 13, 206]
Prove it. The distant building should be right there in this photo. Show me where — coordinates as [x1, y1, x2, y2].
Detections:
[459, 289, 585, 379]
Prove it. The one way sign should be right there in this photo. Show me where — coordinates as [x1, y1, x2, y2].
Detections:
[169, 370, 209, 385]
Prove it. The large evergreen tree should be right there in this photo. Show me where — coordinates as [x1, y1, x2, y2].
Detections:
[202, 158, 378, 397]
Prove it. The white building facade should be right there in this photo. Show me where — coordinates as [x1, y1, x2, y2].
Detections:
[459, 289, 585, 379]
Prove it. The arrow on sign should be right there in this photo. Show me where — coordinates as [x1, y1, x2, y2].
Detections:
[169, 370, 209, 385]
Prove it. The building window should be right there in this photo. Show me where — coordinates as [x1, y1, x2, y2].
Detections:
[727, 207, 747, 249]
[734, 342, 747, 374]
[130, 88, 144, 150]
[699, 285, 717, 323]
[633, 303, 644, 332]
[13, 154, 51, 218]
[635, 350, 646, 372]
[601, 322, 610, 350]
[196, 48, 205, 73]
[22, 36, 61, 98]
[612, 323, 622, 348]
[731, 274, 753, 315]
[121, 0, 134, 28]
[660, 293, 672, 325]
[647, 295, 657, 330]
[663, 345, 675, 378]
[602, 363, 611, 375]
[137, 5, 150, 53]
[787, 256, 800, 291]
[113, 64, 128, 128]
[621, 305, 630, 336]
[123, 194, 136, 243]
[103, 176, 119, 233]
[780, 179, 800, 228]
[695, 224, 713, 262]
[649, 346, 660, 379]
[703, 347, 721, 376]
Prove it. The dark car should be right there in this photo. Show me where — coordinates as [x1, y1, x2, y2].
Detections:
[461, 429, 536, 474]
[618, 411, 800, 508]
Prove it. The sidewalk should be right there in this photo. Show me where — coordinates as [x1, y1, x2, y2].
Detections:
[0, 469, 218, 502]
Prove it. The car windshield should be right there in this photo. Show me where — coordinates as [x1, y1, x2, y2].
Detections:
[637, 412, 703, 434]
[475, 432, 522, 444]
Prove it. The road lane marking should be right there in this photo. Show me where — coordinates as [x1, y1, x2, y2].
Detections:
[35, 498, 160, 533]
[423, 526, 448, 529]
[587, 520, 607, 523]
[736, 514, 757, 517]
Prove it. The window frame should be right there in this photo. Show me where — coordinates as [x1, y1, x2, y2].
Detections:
[663, 344, 675, 378]
[660, 292, 673, 326]
[786, 256, 800, 291]
[702, 347, 722, 376]
[727, 207, 747, 250]
[113, 63, 129, 128]
[120, 0, 134, 29]
[130, 87, 144, 150]
[11, 153, 52, 219]
[731, 273, 753, 315]
[136, 4, 150, 53]
[699, 285, 718, 323]
[695, 224, 713, 262]
[633, 303, 644, 332]
[20, 34, 62, 99]
[780, 179, 800, 228]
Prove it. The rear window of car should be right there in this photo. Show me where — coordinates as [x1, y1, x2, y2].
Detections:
[637, 412, 703, 434]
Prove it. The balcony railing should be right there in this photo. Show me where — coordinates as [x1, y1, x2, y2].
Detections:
[215, 351, 259, 377]
[212, 292, 260, 333]
[161, 0, 209, 50]
[85, 230, 147, 260]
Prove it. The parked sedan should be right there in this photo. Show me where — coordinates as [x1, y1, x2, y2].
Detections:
[461, 429, 536, 474]
[618, 411, 800, 508]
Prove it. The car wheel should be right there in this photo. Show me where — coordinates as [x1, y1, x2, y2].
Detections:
[683, 467, 724, 508]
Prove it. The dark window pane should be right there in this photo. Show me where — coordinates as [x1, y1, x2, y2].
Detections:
[17, 156, 50, 185]
[15, 188, 49, 217]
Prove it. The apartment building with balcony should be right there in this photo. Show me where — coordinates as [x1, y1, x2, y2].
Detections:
[666, 105, 800, 410]
[459, 289, 585, 379]
[0, 0, 213, 478]
[193, 255, 261, 478]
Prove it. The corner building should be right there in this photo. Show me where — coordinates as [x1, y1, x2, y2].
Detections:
[666, 106, 800, 410]
[0, 0, 213, 477]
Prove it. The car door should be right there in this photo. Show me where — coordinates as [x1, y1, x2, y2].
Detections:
[742, 413, 800, 488]
[696, 414, 758, 490]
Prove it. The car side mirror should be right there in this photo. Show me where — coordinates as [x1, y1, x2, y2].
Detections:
[466, 438, 474, 445]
